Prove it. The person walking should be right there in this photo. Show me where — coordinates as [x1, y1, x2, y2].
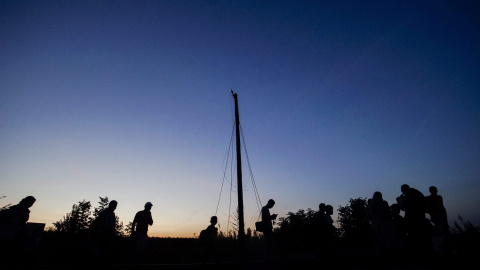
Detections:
[90, 200, 118, 265]
[0, 196, 36, 267]
[201, 216, 219, 265]
[312, 203, 326, 251]
[322, 204, 338, 264]
[426, 186, 448, 233]
[367, 192, 405, 253]
[261, 199, 277, 263]
[313, 203, 326, 228]
[390, 203, 407, 247]
[132, 201, 154, 264]
[396, 184, 430, 253]
[426, 186, 449, 253]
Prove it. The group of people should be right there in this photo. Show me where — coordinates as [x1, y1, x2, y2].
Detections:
[88, 200, 154, 265]
[0, 183, 449, 266]
[257, 183, 449, 264]
[0, 197, 154, 266]
[198, 199, 279, 265]
[367, 184, 449, 255]
[198, 199, 282, 264]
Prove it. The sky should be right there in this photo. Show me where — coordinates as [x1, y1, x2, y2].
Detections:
[1, 0, 479, 238]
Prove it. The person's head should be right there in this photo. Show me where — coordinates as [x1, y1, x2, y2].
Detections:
[429, 186, 438, 195]
[20, 196, 36, 208]
[326, 205, 333, 215]
[390, 203, 400, 215]
[401, 184, 410, 194]
[109, 200, 118, 211]
[145, 202, 153, 211]
[267, 199, 275, 208]
[373, 191, 383, 201]
[210, 216, 218, 225]
[319, 203, 326, 212]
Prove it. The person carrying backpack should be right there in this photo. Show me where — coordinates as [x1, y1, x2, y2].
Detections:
[201, 216, 218, 265]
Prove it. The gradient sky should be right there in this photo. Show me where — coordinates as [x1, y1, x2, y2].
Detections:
[1, 0, 479, 238]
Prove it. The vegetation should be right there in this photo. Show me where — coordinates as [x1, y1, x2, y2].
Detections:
[449, 215, 480, 257]
[50, 197, 128, 236]
[3, 196, 478, 267]
[275, 208, 317, 253]
[337, 197, 373, 249]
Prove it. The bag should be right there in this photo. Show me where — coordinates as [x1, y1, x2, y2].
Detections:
[0, 209, 23, 240]
[255, 221, 264, 233]
[199, 229, 207, 245]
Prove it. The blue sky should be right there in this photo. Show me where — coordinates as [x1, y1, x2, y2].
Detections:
[1, 0, 479, 237]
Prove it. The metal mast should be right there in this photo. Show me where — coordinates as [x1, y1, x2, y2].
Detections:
[231, 90, 245, 258]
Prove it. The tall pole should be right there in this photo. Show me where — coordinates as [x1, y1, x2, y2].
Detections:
[232, 91, 245, 258]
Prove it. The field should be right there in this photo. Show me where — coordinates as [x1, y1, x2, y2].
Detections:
[2, 230, 477, 270]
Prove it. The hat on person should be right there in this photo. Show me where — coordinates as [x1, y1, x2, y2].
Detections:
[145, 202, 153, 207]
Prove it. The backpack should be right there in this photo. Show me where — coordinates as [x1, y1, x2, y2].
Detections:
[199, 229, 207, 246]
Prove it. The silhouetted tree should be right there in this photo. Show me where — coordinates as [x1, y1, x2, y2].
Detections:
[337, 197, 373, 249]
[93, 196, 109, 219]
[276, 208, 316, 251]
[277, 208, 315, 233]
[124, 221, 133, 237]
[53, 200, 92, 234]
[115, 216, 125, 237]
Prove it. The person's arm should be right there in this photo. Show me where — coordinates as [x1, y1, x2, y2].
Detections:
[396, 195, 406, 210]
[148, 212, 153, 226]
[132, 213, 138, 233]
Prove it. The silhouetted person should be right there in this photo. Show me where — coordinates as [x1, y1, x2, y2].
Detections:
[322, 204, 337, 264]
[0, 196, 36, 267]
[367, 192, 405, 253]
[390, 203, 407, 246]
[313, 203, 326, 227]
[396, 184, 430, 253]
[201, 216, 219, 266]
[90, 200, 117, 265]
[426, 186, 449, 253]
[426, 186, 448, 233]
[132, 201, 153, 264]
[261, 199, 277, 263]
[312, 203, 326, 251]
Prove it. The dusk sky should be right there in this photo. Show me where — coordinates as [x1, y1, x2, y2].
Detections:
[1, 0, 479, 238]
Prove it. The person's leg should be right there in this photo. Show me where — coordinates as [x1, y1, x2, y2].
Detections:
[263, 230, 273, 262]
[135, 233, 148, 264]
